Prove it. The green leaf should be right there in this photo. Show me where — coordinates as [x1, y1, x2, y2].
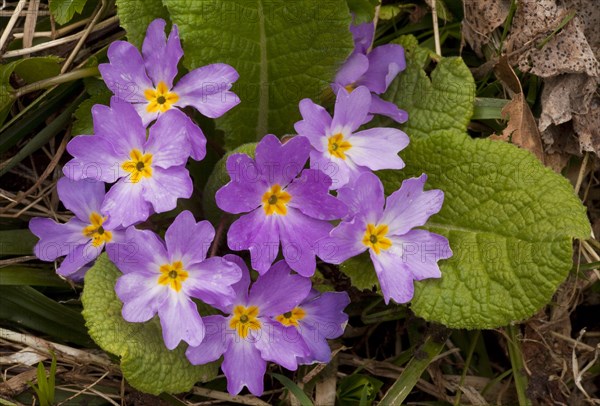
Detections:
[72, 80, 112, 135]
[271, 373, 314, 406]
[0, 267, 67, 287]
[81, 254, 218, 395]
[378, 131, 590, 328]
[338, 374, 383, 406]
[473, 97, 509, 120]
[115, 0, 170, 47]
[342, 38, 590, 329]
[0, 229, 38, 255]
[50, 0, 89, 25]
[12, 56, 63, 83]
[202, 143, 257, 226]
[339, 252, 379, 292]
[346, 0, 380, 24]
[378, 35, 475, 139]
[164, 0, 354, 149]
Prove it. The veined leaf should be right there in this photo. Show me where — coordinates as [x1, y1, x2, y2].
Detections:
[50, 0, 89, 25]
[164, 0, 354, 149]
[115, 0, 170, 47]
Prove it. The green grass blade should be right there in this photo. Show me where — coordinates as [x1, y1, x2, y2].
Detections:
[380, 327, 450, 404]
[0, 229, 38, 256]
[472, 98, 509, 120]
[0, 266, 66, 287]
[271, 373, 314, 406]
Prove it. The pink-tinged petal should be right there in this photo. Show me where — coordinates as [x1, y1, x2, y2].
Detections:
[346, 127, 408, 171]
[286, 169, 347, 220]
[278, 207, 333, 277]
[99, 41, 152, 103]
[253, 320, 308, 371]
[102, 180, 152, 228]
[142, 19, 183, 88]
[248, 260, 312, 316]
[255, 135, 309, 186]
[132, 102, 159, 127]
[216, 154, 267, 214]
[358, 44, 406, 94]
[29, 217, 88, 261]
[337, 172, 384, 222]
[165, 211, 214, 265]
[294, 99, 332, 150]
[309, 150, 351, 191]
[331, 86, 371, 134]
[381, 174, 444, 236]
[300, 291, 350, 339]
[227, 210, 280, 274]
[316, 218, 366, 264]
[108, 227, 167, 274]
[223, 254, 251, 307]
[173, 63, 240, 118]
[369, 94, 408, 123]
[57, 178, 105, 221]
[57, 241, 100, 277]
[63, 136, 121, 183]
[350, 22, 375, 54]
[142, 166, 193, 214]
[158, 292, 205, 349]
[222, 338, 266, 396]
[392, 230, 452, 280]
[186, 315, 230, 365]
[115, 271, 168, 322]
[185, 117, 207, 161]
[92, 99, 146, 156]
[334, 52, 369, 87]
[184, 257, 241, 310]
[370, 244, 414, 304]
[145, 109, 193, 168]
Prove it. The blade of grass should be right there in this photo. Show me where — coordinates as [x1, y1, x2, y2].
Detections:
[536, 11, 576, 49]
[380, 326, 450, 404]
[472, 98, 510, 120]
[0, 91, 86, 177]
[0, 285, 91, 345]
[0, 229, 38, 256]
[0, 266, 67, 287]
[271, 373, 314, 406]
[506, 324, 532, 406]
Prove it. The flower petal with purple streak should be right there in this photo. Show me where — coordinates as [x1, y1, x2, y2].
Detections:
[142, 19, 183, 88]
[99, 41, 152, 103]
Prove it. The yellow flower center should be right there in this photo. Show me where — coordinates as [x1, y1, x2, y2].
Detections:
[344, 84, 355, 93]
[261, 184, 292, 216]
[327, 133, 352, 160]
[121, 149, 153, 183]
[229, 305, 261, 339]
[157, 261, 189, 292]
[82, 212, 112, 247]
[362, 223, 392, 255]
[275, 307, 306, 327]
[144, 81, 179, 113]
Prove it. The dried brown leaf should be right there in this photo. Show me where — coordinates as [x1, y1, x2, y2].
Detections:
[462, 0, 510, 57]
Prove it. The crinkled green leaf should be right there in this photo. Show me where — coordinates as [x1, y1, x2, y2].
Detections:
[50, 0, 89, 25]
[342, 38, 590, 329]
[115, 0, 170, 47]
[378, 35, 475, 139]
[346, 0, 380, 24]
[81, 254, 218, 395]
[378, 131, 589, 328]
[164, 0, 354, 149]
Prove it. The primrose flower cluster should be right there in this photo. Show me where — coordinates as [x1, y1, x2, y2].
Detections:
[29, 18, 452, 396]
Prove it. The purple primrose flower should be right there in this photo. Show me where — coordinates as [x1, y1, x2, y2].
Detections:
[274, 288, 350, 364]
[29, 178, 125, 278]
[109, 210, 242, 350]
[333, 21, 408, 123]
[63, 97, 195, 228]
[319, 172, 452, 304]
[295, 86, 409, 189]
[186, 257, 312, 396]
[216, 135, 347, 276]
[99, 19, 239, 159]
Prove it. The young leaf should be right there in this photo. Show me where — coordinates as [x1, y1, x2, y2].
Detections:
[115, 0, 170, 47]
[81, 254, 218, 395]
[164, 0, 354, 149]
[50, 0, 89, 25]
